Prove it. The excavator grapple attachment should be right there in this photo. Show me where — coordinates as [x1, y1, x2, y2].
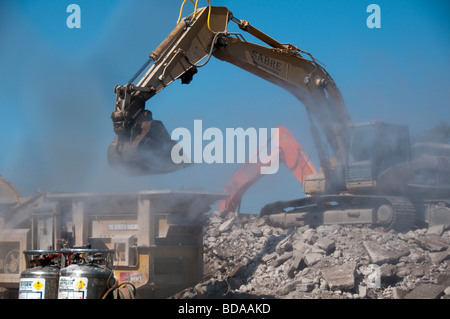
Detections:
[107, 118, 190, 175]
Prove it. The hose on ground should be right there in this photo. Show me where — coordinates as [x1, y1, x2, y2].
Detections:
[102, 282, 137, 299]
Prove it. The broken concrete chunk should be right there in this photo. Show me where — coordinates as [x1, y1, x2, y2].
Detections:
[219, 217, 235, 233]
[392, 287, 409, 299]
[275, 234, 293, 255]
[435, 274, 450, 286]
[316, 237, 336, 255]
[395, 267, 411, 278]
[429, 250, 450, 264]
[261, 252, 277, 264]
[293, 241, 312, 254]
[273, 251, 294, 267]
[256, 218, 266, 227]
[207, 227, 220, 237]
[408, 251, 426, 263]
[297, 282, 314, 292]
[444, 287, 450, 296]
[209, 215, 223, 224]
[363, 240, 410, 265]
[301, 229, 317, 244]
[250, 226, 263, 237]
[380, 264, 397, 283]
[321, 262, 356, 291]
[404, 284, 446, 299]
[357, 285, 367, 298]
[287, 250, 305, 278]
[277, 281, 297, 296]
[415, 235, 449, 252]
[426, 224, 445, 236]
[262, 226, 273, 237]
[304, 252, 323, 267]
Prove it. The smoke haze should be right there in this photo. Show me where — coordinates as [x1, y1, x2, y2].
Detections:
[0, 0, 449, 213]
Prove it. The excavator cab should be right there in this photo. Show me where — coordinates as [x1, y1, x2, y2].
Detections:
[345, 121, 411, 191]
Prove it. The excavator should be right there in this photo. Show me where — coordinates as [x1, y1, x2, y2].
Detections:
[108, 3, 450, 231]
[218, 126, 316, 216]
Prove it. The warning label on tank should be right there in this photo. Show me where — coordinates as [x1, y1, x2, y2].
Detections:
[58, 276, 88, 299]
[19, 278, 46, 299]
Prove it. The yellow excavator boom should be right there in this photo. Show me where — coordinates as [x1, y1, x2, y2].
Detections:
[108, 6, 350, 179]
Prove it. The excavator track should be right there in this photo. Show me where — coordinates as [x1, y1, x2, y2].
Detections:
[381, 197, 417, 232]
[261, 194, 417, 232]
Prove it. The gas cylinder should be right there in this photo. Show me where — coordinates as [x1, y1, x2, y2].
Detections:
[57, 248, 115, 299]
[18, 250, 62, 299]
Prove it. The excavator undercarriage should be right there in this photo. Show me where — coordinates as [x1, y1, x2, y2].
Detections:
[261, 195, 418, 232]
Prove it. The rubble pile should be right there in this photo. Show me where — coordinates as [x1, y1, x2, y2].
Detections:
[173, 212, 450, 299]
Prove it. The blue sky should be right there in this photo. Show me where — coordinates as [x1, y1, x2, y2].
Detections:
[0, 0, 449, 213]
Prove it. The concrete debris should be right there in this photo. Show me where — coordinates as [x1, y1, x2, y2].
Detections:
[275, 234, 293, 254]
[403, 284, 447, 299]
[415, 235, 449, 252]
[363, 240, 410, 265]
[304, 252, 323, 267]
[429, 250, 450, 264]
[171, 214, 450, 299]
[380, 264, 397, 283]
[426, 224, 445, 236]
[316, 237, 336, 255]
[287, 249, 304, 278]
[219, 217, 235, 233]
[274, 251, 294, 267]
[321, 262, 356, 291]
[392, 287, 408, 299]
[444, 286, 450, 296]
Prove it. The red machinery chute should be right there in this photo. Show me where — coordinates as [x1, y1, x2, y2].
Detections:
[218, 126, 317, 215]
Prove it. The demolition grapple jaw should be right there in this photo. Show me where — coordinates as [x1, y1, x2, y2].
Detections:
[108, 112, 191, 176]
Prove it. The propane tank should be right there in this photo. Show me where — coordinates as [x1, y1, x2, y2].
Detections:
[57, 247, 115, 299]
[19, 250, 62, 299]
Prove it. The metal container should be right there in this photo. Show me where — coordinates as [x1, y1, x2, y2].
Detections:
[18, 250, 61, 299]
[57, 248, 115, 299]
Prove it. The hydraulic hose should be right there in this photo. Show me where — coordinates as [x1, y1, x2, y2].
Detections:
[102, 282, 137, 299]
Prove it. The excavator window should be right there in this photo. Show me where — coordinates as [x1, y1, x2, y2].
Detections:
[348, 126, 376, 163]
[348, 123, 410, 175]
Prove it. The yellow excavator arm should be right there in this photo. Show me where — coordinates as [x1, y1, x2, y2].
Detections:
[108, 5, 351, 179]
